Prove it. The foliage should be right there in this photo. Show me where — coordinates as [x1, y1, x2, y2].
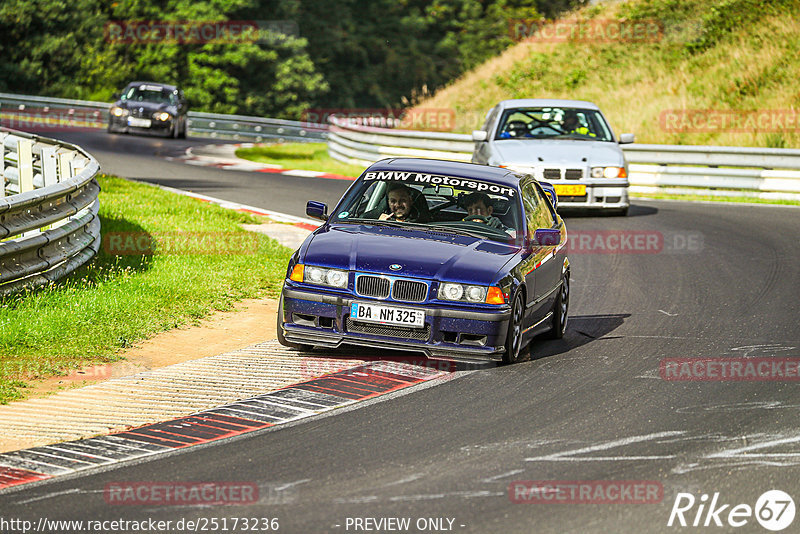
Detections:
[0, 0, 328, 118]
[418, 0, 800, 147]
[0, 0, 586, 116]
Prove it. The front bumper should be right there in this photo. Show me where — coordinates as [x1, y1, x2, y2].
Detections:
[280, 287, 512, 361]
[554, 182, 629, 209]
[109, 115, 173, 133]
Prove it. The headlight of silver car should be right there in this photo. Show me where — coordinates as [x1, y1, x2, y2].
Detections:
[154, 111, 172, 121]
[591, 166, 627, 179]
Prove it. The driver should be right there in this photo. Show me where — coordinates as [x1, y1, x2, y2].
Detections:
[463, 192, 507, 230]
[561, 110, 595, 137]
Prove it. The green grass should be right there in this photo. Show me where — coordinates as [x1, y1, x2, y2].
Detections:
[413, 0, 800, 148]
[236, 142, 366, 177]
[0, 175, 292, 404]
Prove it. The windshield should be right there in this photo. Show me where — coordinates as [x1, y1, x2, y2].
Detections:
[495, 107, 614, 142]
[330, 170, 523, 243]
[122, 85, 176, 105]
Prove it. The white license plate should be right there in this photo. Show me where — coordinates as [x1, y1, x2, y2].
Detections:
[350, 302, 425, 328]
[128, 117, 151, 128]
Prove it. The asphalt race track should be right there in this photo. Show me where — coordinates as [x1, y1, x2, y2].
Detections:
[2, 129, 800, 533]
[50, 129, 353, 218]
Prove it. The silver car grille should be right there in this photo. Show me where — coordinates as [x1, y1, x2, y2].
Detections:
[355, 275, 428, 303]
[542, 168, 584, 180]
[543, 168, 562, 181]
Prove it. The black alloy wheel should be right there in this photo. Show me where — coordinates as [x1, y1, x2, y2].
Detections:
[502, 291, 524, 364]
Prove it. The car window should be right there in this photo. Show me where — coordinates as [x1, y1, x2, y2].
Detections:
[123, 86, 173, 105]
[495, 107, 614, 142]
[330, 170, 523, 243]
[521, 180, 555, 235]
[481, 106, 498, 133]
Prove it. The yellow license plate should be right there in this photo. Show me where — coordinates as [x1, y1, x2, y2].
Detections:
[554, 184, 586, 196]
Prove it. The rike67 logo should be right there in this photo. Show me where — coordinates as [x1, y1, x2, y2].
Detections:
[668, 490, 795, 531]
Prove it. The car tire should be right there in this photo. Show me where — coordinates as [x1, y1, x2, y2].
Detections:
[276, 295, 313, 352]
[178, 119, 187, 139]
[107, 121, 115, 133]
[502, 291, 524, 364]
[544, 271, 569, 339]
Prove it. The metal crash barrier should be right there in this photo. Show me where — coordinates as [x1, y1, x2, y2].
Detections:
[327, 116, 800, 201]
[0, 128, 101, 294]
[0, 92, 327, 143]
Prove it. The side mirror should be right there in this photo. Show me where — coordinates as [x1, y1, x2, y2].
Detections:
[472, 130, 488, 142]
[531, 228, 561, 246]
[306, 201, 328, 221]
[112, 92, 120, 99]
[618, 133, 635, 144]
[538, 182, 558, 210]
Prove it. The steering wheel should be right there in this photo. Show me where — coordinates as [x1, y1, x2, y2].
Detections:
[464, 215, 491, 224]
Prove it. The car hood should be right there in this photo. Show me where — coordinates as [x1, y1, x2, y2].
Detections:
[302, 224, 519, 285]
[491, 139, 624, 166]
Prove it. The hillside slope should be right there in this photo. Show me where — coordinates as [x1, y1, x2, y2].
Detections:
[412, 0, 800, 148]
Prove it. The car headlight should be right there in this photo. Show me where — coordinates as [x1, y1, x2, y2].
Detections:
[438, 283, 505, 304]
[439, 283, 464, 301]
[591, 166, 627, 179]
[154, 112, 172, 121]
[289, 264, 348, 289]
[111, 106, 128, 117]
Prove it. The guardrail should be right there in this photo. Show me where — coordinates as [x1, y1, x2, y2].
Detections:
[0, 128, 101, 294]
[0, 92, 327, 143]
[328, 116, 800, 201]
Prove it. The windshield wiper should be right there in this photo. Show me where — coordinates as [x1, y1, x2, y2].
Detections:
[427, 224, 487, 238]
[341, 218, 428, 230]
[547, 134, 596, 141]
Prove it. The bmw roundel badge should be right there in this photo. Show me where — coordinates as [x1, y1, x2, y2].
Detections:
[389, 264, 402, 271]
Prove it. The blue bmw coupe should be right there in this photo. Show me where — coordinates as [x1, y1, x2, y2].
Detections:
[278, 158, 569, 363]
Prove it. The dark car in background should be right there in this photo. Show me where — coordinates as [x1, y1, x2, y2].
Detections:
[108, 81, 188, 138]
[278, 158, 570, 363]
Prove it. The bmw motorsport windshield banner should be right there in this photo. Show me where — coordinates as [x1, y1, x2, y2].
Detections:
[363, 171, 516, 197]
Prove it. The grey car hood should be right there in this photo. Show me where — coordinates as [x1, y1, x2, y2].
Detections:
[489, 139, 625, 166]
